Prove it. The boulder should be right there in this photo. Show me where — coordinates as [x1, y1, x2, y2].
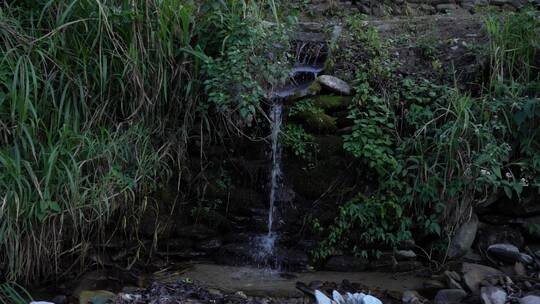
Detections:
[480, 286, 506, 304]
[324, 255, 369, 272]
[448, 214, 479, 259]
[434, 289, 467, 304]
[317, 75, 352, 95]
[487, 244, 533, 264]
[461, 263, 504, 293]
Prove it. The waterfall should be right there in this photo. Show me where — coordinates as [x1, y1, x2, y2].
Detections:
[254, 99, 283, 265]
[267, 99, 283, 243]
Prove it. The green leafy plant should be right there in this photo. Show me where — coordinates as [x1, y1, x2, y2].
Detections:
[282, 123, 317, 160]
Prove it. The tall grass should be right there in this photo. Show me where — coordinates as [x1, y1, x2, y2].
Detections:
[484, 7, 540, 92]
[0, 283, 32, 304]
[0, 0, 287, 283]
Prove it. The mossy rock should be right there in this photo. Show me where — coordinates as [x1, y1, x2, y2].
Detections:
[314, 95, 353, 111]
[296, 110, 337, 134]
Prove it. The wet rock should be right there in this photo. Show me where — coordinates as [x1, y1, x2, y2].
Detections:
[395, 250, 417, 260]
[317, 75, 352, 95]
[519, 295, 540, 304]
[434, 289, 467, 304]
[461, 262, 503, 293]
[195, 238, 223, 252]
[324, 255, 369, 272]
[487, 244, 533, 264]
[448, 214, 478, 259]
[293, 32, 327, 43]
[79, 290, 115, 304]
[480, 286, 506, 304]
[175, 225, 217, 240]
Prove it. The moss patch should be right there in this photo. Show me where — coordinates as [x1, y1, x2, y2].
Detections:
[296, 110, 337, 134]
[315, 95, 353, 111]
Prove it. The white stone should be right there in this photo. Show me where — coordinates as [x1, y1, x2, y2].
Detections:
[315, 290, 332, 304]
[362, 295, 383, 304]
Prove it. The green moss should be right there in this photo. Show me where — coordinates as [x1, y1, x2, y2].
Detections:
[308, 80, 322, 94]
[296, 110, 337, 134]
[315, 95, 353, 110]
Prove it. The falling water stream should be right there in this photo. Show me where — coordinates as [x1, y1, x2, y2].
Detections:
[252, 27, 333, 268]
[254, 99, 283, 266]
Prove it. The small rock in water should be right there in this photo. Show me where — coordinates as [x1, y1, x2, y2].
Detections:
[317, 75, 352, 95]
[519, 295, 540, 304]
[434, 289, 467, 304]
[480, 286, 506, 304]
[487, 243, 533, 264]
